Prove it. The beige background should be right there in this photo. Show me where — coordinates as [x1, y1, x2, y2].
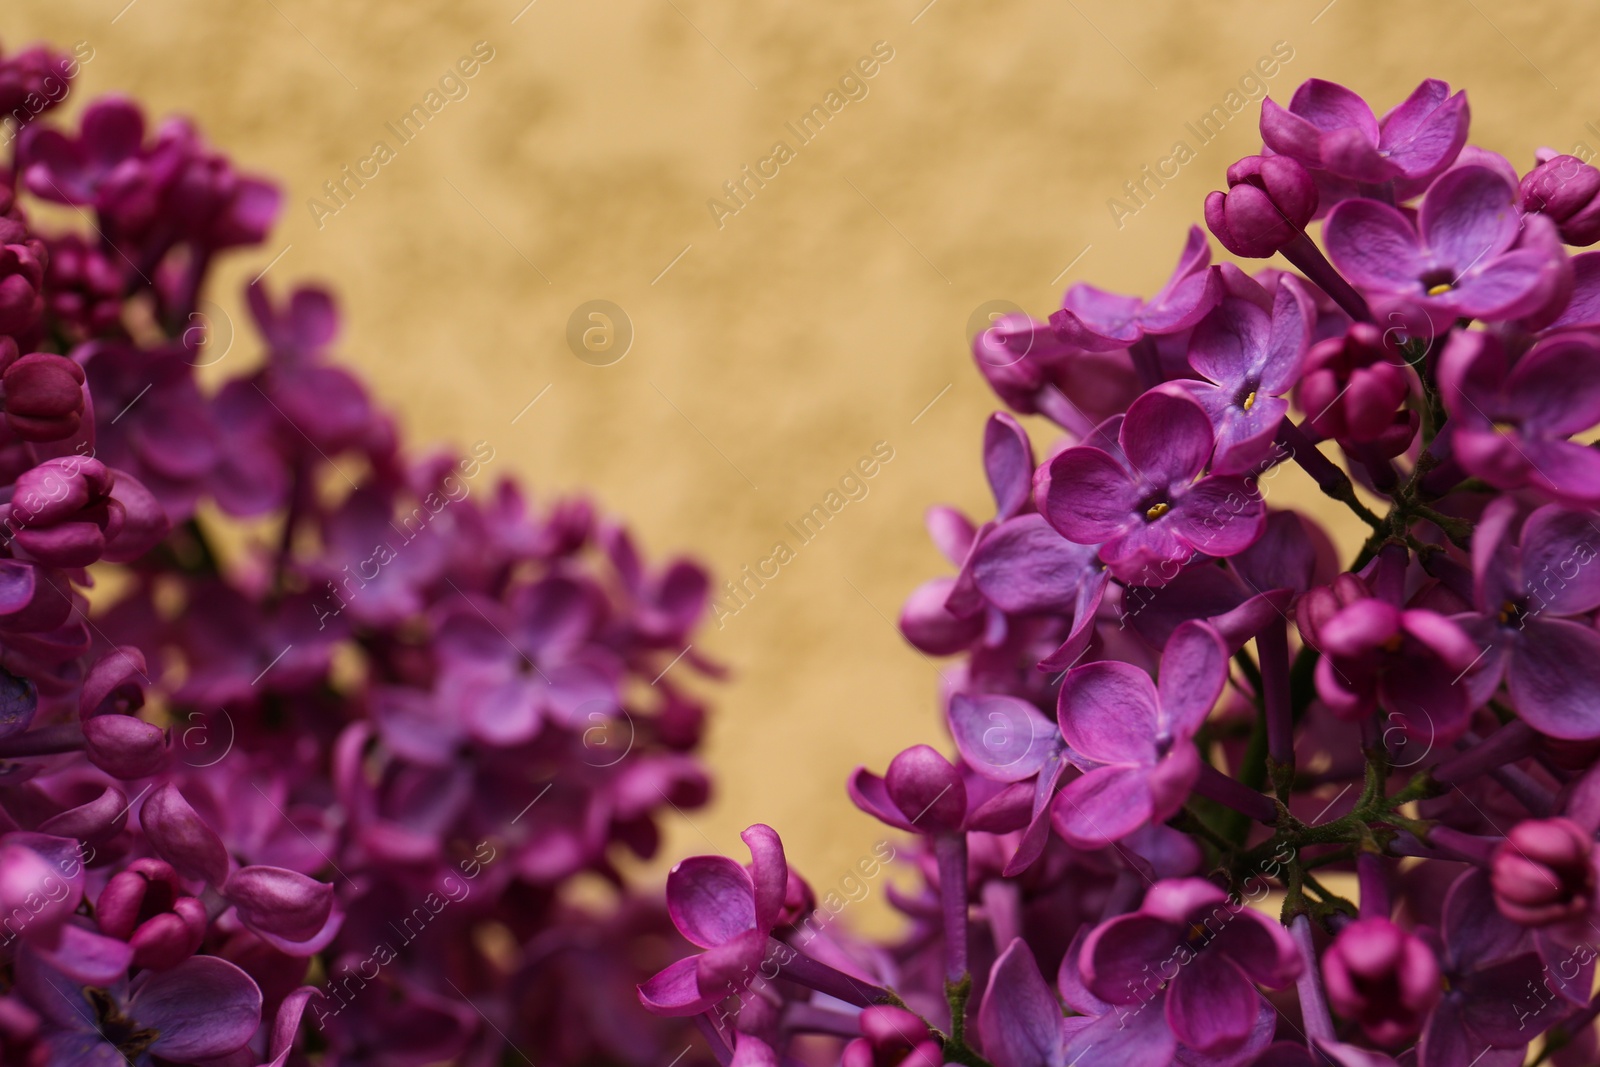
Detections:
[9, 0, 1583, 930]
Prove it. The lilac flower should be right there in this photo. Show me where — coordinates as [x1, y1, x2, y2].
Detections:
[1260, 78, 1469, 189]
[1182, 273, 1313, 474]
[1049, 226, 1221, 351]
[1447, 499, 1600, 738]
[1522, 151, 1600, 246]
[1051, 622, 1227, 848]
[1036, 384, 1266, 581]
[1079, 878, 1300, 1055]
[1438, 329, 1600, 506]
[1324, 164, 1562, 329]
[1205, 154, 1319, 259]
[22, 952, 262, 1065]
[1490, 817, 1598, 930]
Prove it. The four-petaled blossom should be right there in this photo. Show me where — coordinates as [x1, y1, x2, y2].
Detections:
[1051, 621, 1226, 848]
[1036, 384, 1266, 581]
[1049, 225, 1221, 351]
[1261, 78, 1469, 189]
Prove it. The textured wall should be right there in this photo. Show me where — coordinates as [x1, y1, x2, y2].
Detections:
[9, 0, 1584, 931]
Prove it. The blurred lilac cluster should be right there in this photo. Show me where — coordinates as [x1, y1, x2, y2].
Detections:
[640, 79, 1600, 1066]
[0, 41, 721, 1066]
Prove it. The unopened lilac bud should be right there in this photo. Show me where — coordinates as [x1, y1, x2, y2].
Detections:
[1521, 154, 1600, 246]
[885, 744, 967, 834]
[843, 1006, 942, 1067]
[140, 783, 231, 886]
[1298, 324, 1412, 444]
[1491, 817, 1596, 927]
[1, 354, 84, 442]
[222, 865, 334, 943]
[1205, 155, 1319, 258]
[899, 577, 983, 655]
[82, 714, 168, 779]
[97, 858, 206, 970]
[1322, 917, 1441, 1045]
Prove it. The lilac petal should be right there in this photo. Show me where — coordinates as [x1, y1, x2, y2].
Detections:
[1471, 496, 1522, 613]
[100, 472, 169, 563]
[1208, 909, 1300, 988]
[978, 940, 1066, 1067]
[133, 955, 262, 1061]
[78, 646, 146, 719]
[694, 928, 767, 999]
[0, 560, 38, 615]
[1442, 868, 1524, 969]
[222, 865, 334, 942]
[41, 1034, 125, 1067]
[1188, 297, 1271, 389]
[1520, 437, 1600, 506]
[1258, 276, 1314, 394]
[1036, 446, 1137, 543]
[1505, 333, 1600, 437]
[266, 986, 322, 1065]
[1552, 252, 1600, 330]
[1057, 660, 1160, 763]
[1101, 513, 1194, 582]
[1519, 506, 1600, 615]
[665, 855, 756, 947]
[1379, 80, 1469, 180]
[1056, 283, 1145, 350]
[1082, 911, 1181, 1004]
[1052, 765, 1152, 848]
[1157, 621, 1227, 738]
[948, 692, 1058, 782]
[1166, 953, 1260, 1052]
[140, 783, 231, 885]
[638, 958, 715, 1015]
[1259, 95, 1326, 166]
[30, 923, 133, 986]
[927, 505, 977, 565]
[900, 577, 985, 655]
[967, 779, 1034, 833]
[731, 1034, 780, 1067]
[971, 514, 1098, 615]
[1209, 590, 1295, 654]
[1169, 476, 1266, 558]
[38, 786, 129, 843]
[1457, 952, 1562, 1043]
[1445, 249, 1558, 320]
[1057, 927, 1112, 1016]
[1141, 264, 1222, 336]
[847, 767, 918, 833]
[1002, 755, 1070, 876]
[740, 824, 787, 932]
[1323, 199, 1424, 290]
[984, 412, 1035, 520]
[1121, 387, 1214, 487]
[1062, 996, 1176, 1067]
[1293, 79, 1380, 141]
[1507, 618, 1600, 739]
[1420, 165, 1519, 271]
[1037, 567, 1109, 671]
[1210, 394, 1287, 477]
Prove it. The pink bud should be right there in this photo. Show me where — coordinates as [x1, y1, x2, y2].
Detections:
[82, 715, 167, 779]
[1492, 817, 1596, 927]
[222, 865, 334, 943]
[1322, 917, 1441, 1045]
[140, 783, 230, 886]
[1, 353, 84, 442]
[1522, 154, 1600, 246]
[1205, 155, 1318, 258]
[885, 745, 967, 834]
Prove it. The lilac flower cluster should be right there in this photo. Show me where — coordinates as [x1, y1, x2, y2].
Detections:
[0, 42, 721, 1066]
[642, 77, 1600, 1066]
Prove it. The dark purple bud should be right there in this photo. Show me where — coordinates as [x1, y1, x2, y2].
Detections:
[1491, 817, 1596, 927]
[140, 783, 231, 885]
[1205, 155, 1319, 258]
[1298, 324, 1412, 444]
[885, 744, 967, 834]
[97, 858, 207, 970]
[1522, 154, 1600, 246]
[843, 1006, 942, 1067]
[79, 646, 146, 719]
[1321, 917, 1441, 1045]
[6, 457, 122, 568]
[82, 714, 167, 779]
[1, 354, 84, 442]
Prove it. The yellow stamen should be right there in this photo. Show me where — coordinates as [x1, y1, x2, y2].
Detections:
[1242, 391, 1257, 411]
[1426, 282, 1453, 296]
[1492, 420, 1518, 435]
[1145, 502, 1171, 521]
[1498, 599, 1517, 624]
